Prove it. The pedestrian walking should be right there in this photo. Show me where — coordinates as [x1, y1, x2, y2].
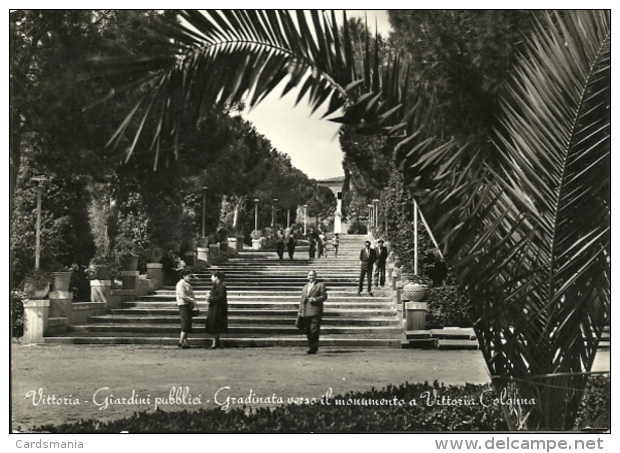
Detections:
[205, 271, 228, 349]
[332, 233, 340, 258]
[358, 240, 376, 296]
[276, 227, 285, 260]
[296, 270, 328, 354]
[317, 230, 325, 258]
[308, 235, 316, 259]
[287, 228, 297, 260]
[374, 239, 389, 288]
[176, 269, 197, 349]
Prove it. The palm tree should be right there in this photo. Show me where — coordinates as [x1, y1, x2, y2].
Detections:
[94, 10, 610, 430]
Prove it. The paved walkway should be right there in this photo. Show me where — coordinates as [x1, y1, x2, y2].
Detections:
[11, 343, 610, 431]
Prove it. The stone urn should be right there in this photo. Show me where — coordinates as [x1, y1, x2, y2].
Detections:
[52, 271, 72, 292]
[23, 273, 51, 300]
[123, 255, 139, 271]
[402, 281, 426, 302]
[23, 282, 50, 300]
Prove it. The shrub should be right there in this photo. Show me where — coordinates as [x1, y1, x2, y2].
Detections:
[574, 374, 611, 430]
[28, 376, 609, 433]
[426, 285, 473, 329]
[11, 289, 25, 338]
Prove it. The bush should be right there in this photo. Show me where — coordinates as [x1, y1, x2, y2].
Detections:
[574, 374, 611, 430]
[28, 376, 609, 433]
[11, 289, 25, 338]
[426, 285, 473, 329]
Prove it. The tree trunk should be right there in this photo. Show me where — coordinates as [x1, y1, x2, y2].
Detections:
[105, 172, 126, 258]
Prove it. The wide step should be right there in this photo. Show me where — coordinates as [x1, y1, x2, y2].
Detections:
[45, 234, 403, 346]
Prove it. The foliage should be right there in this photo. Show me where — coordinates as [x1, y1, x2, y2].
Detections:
[29, 376, 610, 433]
[91, 10, 610, 431]
[11, 290, 25, 338]
[425, 285, 472, 329]
[573, 375, 611, 431]
[11, 143, 96, 289]
[22, 270, 51, 292]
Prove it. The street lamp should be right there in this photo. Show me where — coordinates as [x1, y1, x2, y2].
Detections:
[201, 186, 208, 238]
[372, 199, 380, 229]
[367, 204, 373, 232]
[303, 204, 308, 235]
[31, 176, 47, 270]
[272, 198, 278, 228]
[253, 199, 259, 232]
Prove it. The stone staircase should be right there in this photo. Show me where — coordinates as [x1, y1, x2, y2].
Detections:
[45, 234, 403, 347]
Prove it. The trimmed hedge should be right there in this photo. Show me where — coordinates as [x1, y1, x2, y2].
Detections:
[30, 377, 609, 433]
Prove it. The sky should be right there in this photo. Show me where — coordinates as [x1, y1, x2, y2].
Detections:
[240, 10, 392, 181]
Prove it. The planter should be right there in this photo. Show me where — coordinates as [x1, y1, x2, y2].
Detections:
[123, 256, 139, 271]
[92, 265, 110, 280]
[52, 271, 72, 292]
[252, 238, 262, 250]
[403, 282, 427, 302]
[23, 281, 50, 300]
[145, 248, 164, 263]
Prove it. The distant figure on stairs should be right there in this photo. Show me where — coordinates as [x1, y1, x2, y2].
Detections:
[276, 227, 286, 260]
[162, 249, 180, 285]
[308, 229, 316, 259]
[358, 240, 376, 297]
[286, 227, 297, 260]
[297, 270, 328, 354]
[317, 230, 326, 258]
[332, 233, 340, 258]
[205, 271, 228, 349]
[374, 239, 389, 288]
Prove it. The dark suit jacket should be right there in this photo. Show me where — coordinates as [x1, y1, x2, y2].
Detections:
[298, 281, 328, 317]
[359, 247, 377, 270]
[377, 246, 389, 264]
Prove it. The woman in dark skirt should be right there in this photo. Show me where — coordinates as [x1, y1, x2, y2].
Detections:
[206, 271, 228, 349]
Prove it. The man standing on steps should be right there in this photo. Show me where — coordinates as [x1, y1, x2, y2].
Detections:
[374, 239, 389, 288]
[276, 227, 285, 260]
[358, 240, 376, 296]
[297, 270, 328, 354]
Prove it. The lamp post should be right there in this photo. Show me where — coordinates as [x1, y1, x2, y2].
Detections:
[287, 208, 291, 229]
[201, 186, 208, 238]
[253, 199, 259, 232]
[272, 198, 278, 228]
[303, 204, 307, 235]
[367, 204, 373, 232]
[31, 176, 47, 271]
[372, 199, 380, 229]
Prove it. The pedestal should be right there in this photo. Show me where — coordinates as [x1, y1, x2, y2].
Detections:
[183, 251, 195, 267]
[334, 210, 342, 234]
[196, 247, 208, 263]
[209, 243, 220, 263]
[23, 299, 50, 344]
[90, 280, 112, 304]
[227, 238, 238, 256]
[48, 290, 73, 319]
[121, 271, 139, 290]
[405, 301, 428, 331]
[146, 263, 163, 288]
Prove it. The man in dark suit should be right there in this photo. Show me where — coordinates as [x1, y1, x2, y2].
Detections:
[297, 270, 328, 354]
[374, 239, 389, 288]
[358, 240, 376, 296]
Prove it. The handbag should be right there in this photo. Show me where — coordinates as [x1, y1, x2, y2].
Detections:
[190, 300, 200, 316]
[295, 315, 306, 330]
